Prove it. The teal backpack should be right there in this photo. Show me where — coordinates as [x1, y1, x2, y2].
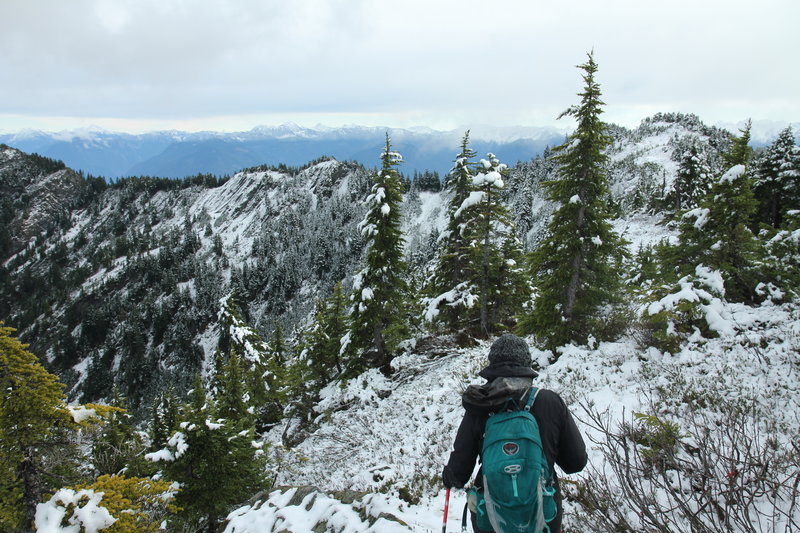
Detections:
[472, 387, 557, 533]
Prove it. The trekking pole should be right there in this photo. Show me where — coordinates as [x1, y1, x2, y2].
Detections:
[442, 488, 451, 533]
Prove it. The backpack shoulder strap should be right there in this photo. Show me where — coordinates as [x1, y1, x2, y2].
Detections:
[524, 386, 540, 412]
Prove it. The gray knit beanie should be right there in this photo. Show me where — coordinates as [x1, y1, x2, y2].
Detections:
[487, 334, 532, 367]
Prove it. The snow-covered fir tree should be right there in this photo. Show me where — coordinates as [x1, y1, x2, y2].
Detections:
[671, 138, 713, 210]
[671, 121, 760, 303]
[462, 153, 526, 335]
[423, 139, 526, 336]
[422, 132, 480, 331]
[304, 281, 348, 383]
[343, 135, 410, 375]
[146, 375, 266, 533]
[519, 52, 627, 350]
[216, 293, 285, 430]
[752, 126, 800, 228]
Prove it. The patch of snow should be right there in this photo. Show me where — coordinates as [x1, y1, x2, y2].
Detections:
[35, 488, 116, 533]
[67, 405, 97, 424]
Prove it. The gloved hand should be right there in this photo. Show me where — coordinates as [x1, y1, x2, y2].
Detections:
[442, 465, 462, 489]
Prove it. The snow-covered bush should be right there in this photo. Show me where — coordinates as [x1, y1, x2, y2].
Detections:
[760, 210, 800, 299]
[35, 475, 177, 533]
[638, 265, 731, 352]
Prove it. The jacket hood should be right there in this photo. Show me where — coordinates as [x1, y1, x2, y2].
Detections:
[461, 376, 533, 412]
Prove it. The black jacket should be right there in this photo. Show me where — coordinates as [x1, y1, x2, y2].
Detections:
[443, 362, 587, 532]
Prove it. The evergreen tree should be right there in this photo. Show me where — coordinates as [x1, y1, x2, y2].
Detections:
[217, 293, 283, 430]
[306, 281, 348, 382]
[422, 132, 480, 330]
[92, 389, 148, 477]
[672, 121, 759, 302]
[215, 348, 250, 421]
[259, 324, 292, 426]
[461, 153, 527, 335]
[519, 52, 627, 349]
[150, 375, 266, 533]
[149, 389, 179, 452]
[344, 134, 410, 375]
[752, 126, 800, 228]
[217, 292, 268, 364]
[761, 210, 800, 298]
[722, 119, 754, 169]
[269, 323, 286, 365]
[671, 139, 712, 211]
[0, 324, 72, 533]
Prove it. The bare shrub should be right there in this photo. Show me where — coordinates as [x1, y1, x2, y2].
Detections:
[567, 396, 799, 533]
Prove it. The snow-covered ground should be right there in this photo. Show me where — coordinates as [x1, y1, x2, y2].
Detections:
[222, 293, 799, 532]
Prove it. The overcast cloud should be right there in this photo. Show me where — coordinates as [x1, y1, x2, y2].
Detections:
[1, 0, 798, 133]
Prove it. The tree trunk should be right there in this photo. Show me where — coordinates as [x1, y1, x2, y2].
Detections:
[479, 190, 493, 336]
[20, 445, 41, 533]
[564, 204, 587, 319]
[373, 321, 389, 373]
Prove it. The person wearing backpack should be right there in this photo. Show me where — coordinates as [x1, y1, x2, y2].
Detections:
[442, 334, 587, 533]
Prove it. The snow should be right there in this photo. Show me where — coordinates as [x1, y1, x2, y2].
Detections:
[613, 214, 678, 250]
[422, 282, 478, 322]
[683, 207, 710, 230]
[454, 190, 486, 219]
[168, 431, 188, 457]
[67, 405, 98, 424]
[215, 279, 800, 532]
[206, 419, 224, 430]
[719, 164, 746, 183]
[35, 489, 116, 533]
[144, 448, 175, 462]
[402, 191, 447, 248]
[473, 171, 504, 188]
[224, 489, 424, 533]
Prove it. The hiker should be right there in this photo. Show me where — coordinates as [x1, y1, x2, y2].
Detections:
[442, 334, 587, 533]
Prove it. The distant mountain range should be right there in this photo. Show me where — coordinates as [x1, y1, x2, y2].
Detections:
[0, 124, 568, 179]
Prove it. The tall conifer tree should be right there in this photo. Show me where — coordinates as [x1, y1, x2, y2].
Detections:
[344, 135, 409, 375]
[306, 281, 348, 382]
[424, 139, 526, 335]
[423, 132, 480, 330]
[672, 140, 712, 211]
[462, 153, 526, 335]
[519, 52, 626, 349]
[0, 324, 72, 533]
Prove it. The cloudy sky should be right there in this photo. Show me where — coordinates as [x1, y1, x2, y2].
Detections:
[1, 0, 798, 134]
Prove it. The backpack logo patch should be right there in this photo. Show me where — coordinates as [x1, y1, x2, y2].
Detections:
[502, 442, 519, 456]
[503, 464, 522, 474]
